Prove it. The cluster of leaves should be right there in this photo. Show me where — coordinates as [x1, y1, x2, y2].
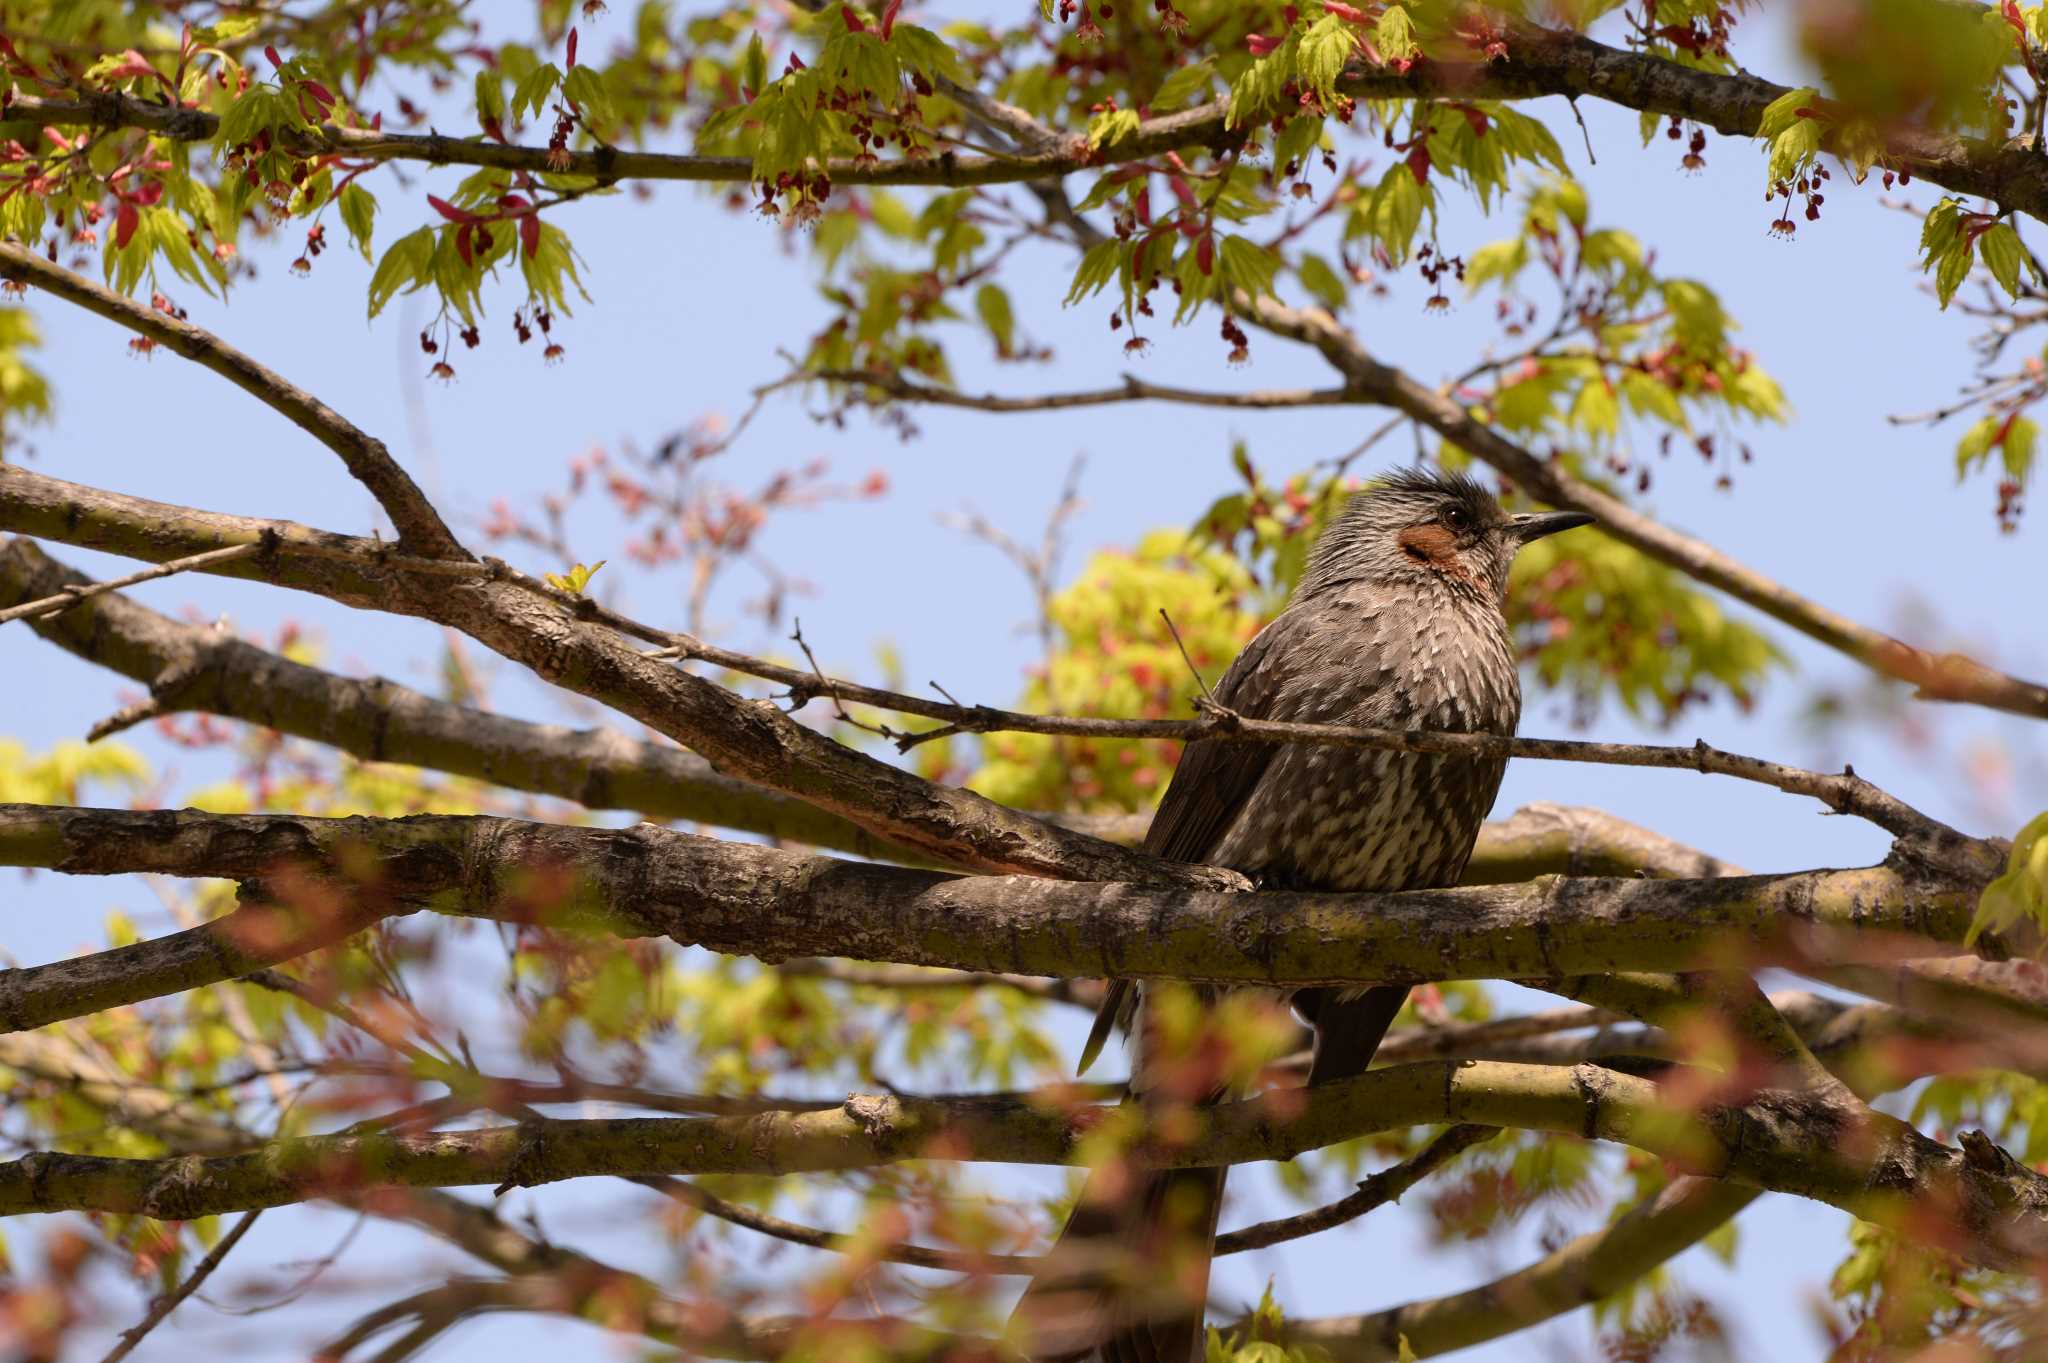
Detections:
[0, 308, 52, 459]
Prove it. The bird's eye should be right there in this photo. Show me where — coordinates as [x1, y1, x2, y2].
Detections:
[1441, 505, 1472, 533]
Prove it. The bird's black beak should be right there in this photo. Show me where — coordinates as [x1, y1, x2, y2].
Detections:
[1510, 510, 1596, 544]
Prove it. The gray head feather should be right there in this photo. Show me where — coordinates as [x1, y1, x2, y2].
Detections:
[1296, 468, 1519, 605]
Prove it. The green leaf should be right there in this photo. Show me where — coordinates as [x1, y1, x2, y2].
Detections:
[1935, 238, 1974, 308]
[975, 283, 1016, 355]
[743, 33, 768, 98]
[1978, 221, 2031, 300]
[1954, 414, 2001, 476]
[1620, 370, 1687, 429]
[511, 63, 562, 122]
[1295, 251, 1348, 310]
[562, 65, 613, 122]
[1151, 58, 1217, 112]
[1088, 106, 1142, 151]
[1766, 118, 1821, 184]
[1756, 86, 1820, 141]
[474, 70, 506, 127]
[1570, 377, 1620, 440]
[338, 183, 377, 260]
[1463, 237, 1526, 291]
[2006, 415, 2040, 480]
[1968, 811, 2048, 946]
[1065, 238, 1124, 305]
[1297, 15, 1353, 103]
[367, 227, 435, 318]
[544, 560, 607, 595]
[1217, 235, 1280, 301]
[1376, 6, 1419, 63]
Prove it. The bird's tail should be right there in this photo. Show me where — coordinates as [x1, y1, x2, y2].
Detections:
[1010, 1161, 1226, 1363]
[1295, 984, 1409, 1088]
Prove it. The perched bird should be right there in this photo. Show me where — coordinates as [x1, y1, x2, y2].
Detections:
[1011, 469, 1592, 1363]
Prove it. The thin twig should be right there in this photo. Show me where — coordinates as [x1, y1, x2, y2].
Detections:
[1213, 1123, 1497, 1254]
[639, 628, 1973, 853]
[0, 244, 462, 558]
[97, 1209, 263, 1363]
[1158, 606, 1220, 707]
[0, 542, 260, 626]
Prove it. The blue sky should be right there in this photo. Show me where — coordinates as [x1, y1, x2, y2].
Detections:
[6, 7, 2048, 1361]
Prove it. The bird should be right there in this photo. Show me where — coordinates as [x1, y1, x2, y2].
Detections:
[1009, 468, 1593, 1363]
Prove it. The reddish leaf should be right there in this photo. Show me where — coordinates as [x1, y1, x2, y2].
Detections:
[841, 4, 867, 31]
[1405, 143, 1431, 185]
[1245, 32, 1278, 55]
[566, 27, 579, 68]
[1196, 232, 1214, 275]
[265, 45, 284, 69]
[1167, 174, 1199, 209]
[114, 200, 139, 250]
[131, 180, 164, 207]
[102, 49, 161, 84]
[1321, 0, 1369, 20]
[881, 0, 903, 38]
[455, 221, 475, 267]
[302, 80, 335, 110]
[519, 213, 540, 257]
[427, 194, 480, 224]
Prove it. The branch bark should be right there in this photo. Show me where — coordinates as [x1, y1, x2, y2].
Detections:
[0, 537, 1759, 885]
[0, 245, 464, 559]
[0, 803, 2008, 1033]
[8, 1057, 2047, 1269]
[18, 22, 2048, 219]
[0, 464, 1240, 889]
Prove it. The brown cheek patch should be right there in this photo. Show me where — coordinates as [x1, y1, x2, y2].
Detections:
[1397, 525, 1481, 588]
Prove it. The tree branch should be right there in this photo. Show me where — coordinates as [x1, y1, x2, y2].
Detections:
[7, 1056, 2047, 1268]
[0, 538, 1754, 885]
[0, 245, 463, 559]
[0, 542, 260, 626]
[0, 803, 2010, 1033]
[1233, 291, 2048, 722]
[97, 1209, 263, 1363]
[0, 464, 1242, 889]
[19, 22, 2048, 219]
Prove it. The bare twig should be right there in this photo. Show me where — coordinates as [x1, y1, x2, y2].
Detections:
[1158, 606, 1220, 708]
[1212, 1123, 1497, 1255]
[0, 245, 463, 559]
[0, 542, 260, 625]
[97, 1209, 263, 1363]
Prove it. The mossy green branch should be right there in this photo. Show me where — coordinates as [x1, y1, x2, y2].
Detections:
[5, 1058, 2045, 1269]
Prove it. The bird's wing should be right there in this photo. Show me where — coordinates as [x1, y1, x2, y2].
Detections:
[1075, 615, 1296, 1076]
[1138, 612, 1291, 862]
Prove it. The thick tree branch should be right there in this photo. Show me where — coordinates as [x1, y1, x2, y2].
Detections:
[0, 466, 1239, 889]
[0, 804, 2008, 1033]
[1235, 292, 2048, 721]
[1292, 1177, 1759, 1362]
[0, 538, 1753, 886]
[0, 245, 463, 559]
[7, 1057, 2047, 1268]
[17, 22, 2048, 219]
